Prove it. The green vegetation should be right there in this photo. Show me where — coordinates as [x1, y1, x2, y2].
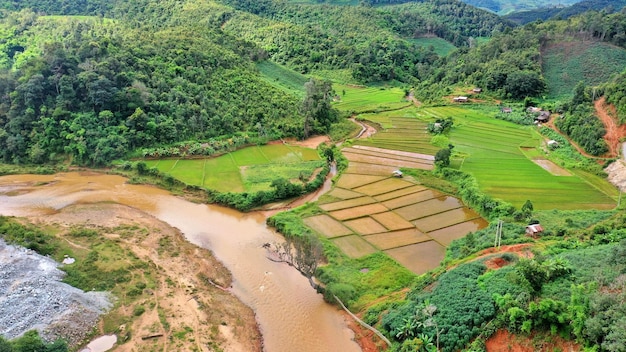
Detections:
[145, 144, 322, 192]
[0, 331, 68, 352]
[542, 41, 626, 99]
[407, 37, 456, 57]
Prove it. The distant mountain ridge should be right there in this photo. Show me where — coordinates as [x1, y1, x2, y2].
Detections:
[503, 0, 626, 24]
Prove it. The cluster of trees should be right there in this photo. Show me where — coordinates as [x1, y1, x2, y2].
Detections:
[0, 6, 303, 165]
[222, 0, 509, 81]
[0, 331, 67, 352]
[556, 82, 608, 156]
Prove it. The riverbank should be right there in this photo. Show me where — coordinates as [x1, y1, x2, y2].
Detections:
[0, 188, 261, 351]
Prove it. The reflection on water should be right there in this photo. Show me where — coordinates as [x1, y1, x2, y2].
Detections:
[0, 173, 360, 352]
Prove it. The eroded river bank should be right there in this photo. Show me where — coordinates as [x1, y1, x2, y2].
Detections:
[0, 172, 361, 352]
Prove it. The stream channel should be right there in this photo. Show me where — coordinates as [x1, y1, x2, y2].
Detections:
[0, 172, 361, 352]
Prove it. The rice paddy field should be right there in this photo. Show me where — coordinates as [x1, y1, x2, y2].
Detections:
[144, 144, 322, 192]
[420, 106, 617, 210]
[308, 145, 486, 274]
[354, 109, 441, 155]
[332, 84, 410, 113]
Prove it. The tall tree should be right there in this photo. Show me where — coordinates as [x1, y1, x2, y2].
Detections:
[301, 78, 337, 138]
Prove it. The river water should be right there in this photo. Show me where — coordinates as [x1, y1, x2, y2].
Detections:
[0, 172, 361, 352]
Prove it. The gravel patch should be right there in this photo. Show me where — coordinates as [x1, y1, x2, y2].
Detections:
[0, 239, 112, 346]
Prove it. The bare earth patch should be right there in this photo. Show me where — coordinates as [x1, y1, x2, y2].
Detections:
[31, 203, 261, 352]
[532, 159, 572, 176]
[486, 329, 580, 352]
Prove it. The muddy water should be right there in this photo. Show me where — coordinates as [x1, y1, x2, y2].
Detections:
[0, 172, 360, 352]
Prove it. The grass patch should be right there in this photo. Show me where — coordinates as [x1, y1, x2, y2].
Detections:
[408, 37, 456, 57]
[256, 60, 308, 97]
[145, 144, 321, 193]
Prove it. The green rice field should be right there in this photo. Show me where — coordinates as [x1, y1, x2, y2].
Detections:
[421, 106, 618, 210]
[332, 84, 410, 113]
[355, 109, 441, 155]
[145, 144, 322, 192]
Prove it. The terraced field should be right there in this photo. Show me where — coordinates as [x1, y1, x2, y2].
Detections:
[310, 145, 486, 274]
[355, 111, 441, 155]
[145, 144, 322, 192]
[421, 106, 617, 210]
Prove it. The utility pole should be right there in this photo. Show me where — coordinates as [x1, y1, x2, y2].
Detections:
[494, 219, 503, 248]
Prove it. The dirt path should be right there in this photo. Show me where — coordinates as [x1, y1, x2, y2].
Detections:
[595, 97, 626, 158]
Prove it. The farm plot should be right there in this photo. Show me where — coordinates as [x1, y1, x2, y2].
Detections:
[331, 235, 378, 258]
[364, 229, 432, 250]
[412, 208, 482, 232]
[374, 185, 428, 202]
[352, 178, 416, 196]
[384, 241, 447, 275]
[344, 217, 388, 235]
[355, 113, 441, 155]
[421, 106, 617, 210]
[371, 212, 414, 231]
[144, 144, 321, 192]
[427, 219, 489, 246]
[332, 85, 409, 113]
[394, 196, 464, 221]
[319, 196, 377, 211]
[345, 162, 400, 176]
[381, 189, 441, 209]
[303, 215, 353, 238]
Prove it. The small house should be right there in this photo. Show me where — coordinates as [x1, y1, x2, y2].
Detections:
[392, 170, 403, 178]
[472, 88, 482, 93]
[453, 96, 468, 103]
[547, 140, 559, 149]
[536, 111, 550, 123]
[525, 224, 544, 237]
[501, 107, 512, 113]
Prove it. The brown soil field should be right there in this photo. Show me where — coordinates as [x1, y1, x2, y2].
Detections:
[380, 189, 441, 209]
[329, 203, 389, 221]
[344, 217, 388, 235]
[331, 235, 378, 258]
[372, 185, 428, 202]
[303, 214, 354, 238]
[336, 174, 387, 189]
[324, 187, 365, 201]
[350, 145, 434, 160]
[31, 203, 261, 352]
[412, 208, 482, 233]
[370, 212, 414, 231]
[319, 196, 377, 212]
[345, 162, 400, 176]
[363, 229, 431, 250]
[426, 219, 489, 246]
[532, 159, 572, 176]
[394, 197, 464, 221]
[342, 147, 434, 164]
[352, 178, 416, 196]
[384, 241, 446, 275]
[342, 152, 434, 170]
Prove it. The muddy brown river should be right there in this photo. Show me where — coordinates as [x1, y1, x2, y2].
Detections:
[0, 172, 361, 352]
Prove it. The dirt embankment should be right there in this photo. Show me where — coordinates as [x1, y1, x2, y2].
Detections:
[595, 97, 626, 158]
[5, 203, 261, 352]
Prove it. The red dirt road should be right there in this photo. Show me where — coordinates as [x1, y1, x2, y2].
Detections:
[595, 97, 626, 158]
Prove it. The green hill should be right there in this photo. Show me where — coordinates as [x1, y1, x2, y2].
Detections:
[542, 40, 626, 99]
